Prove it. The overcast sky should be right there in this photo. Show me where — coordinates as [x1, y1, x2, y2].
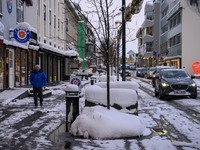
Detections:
[73, 0, 150, 54]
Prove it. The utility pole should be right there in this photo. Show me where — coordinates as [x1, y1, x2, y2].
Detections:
[122, 0, 126, 81]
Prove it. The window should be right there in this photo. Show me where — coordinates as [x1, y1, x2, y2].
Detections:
[37, 0, 40, 16]
[146, 27, 153, 36]
[169, 12, 181, 29]
[49, 10, 51, 24]
[145, 11, 153, 20]
[17, 0, 24, 22]
[0, 0, 2, 15]
[161, 24, 168, 34]
[146, 42, 153, 52]
[58, 19, 60, 31]
[161, 6, 168, 18]
[43, 4, 46, 21]
[54, 15, 56, 28]
[169, 33, 181, 47]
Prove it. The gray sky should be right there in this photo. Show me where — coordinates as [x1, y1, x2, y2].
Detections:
[73, 0, 149, 54]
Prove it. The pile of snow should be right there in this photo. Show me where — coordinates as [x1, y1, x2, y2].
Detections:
[99, 75, 117, 82]
[85, 85, 138, 107]
[70, 106, 144, 139]
[95, 81, 139, 91]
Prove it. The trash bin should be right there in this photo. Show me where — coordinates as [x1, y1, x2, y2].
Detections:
[91, 76, 97, 85]
[65, 90, 79, 123]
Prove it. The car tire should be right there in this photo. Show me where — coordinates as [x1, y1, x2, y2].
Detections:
[190, 94, 197, 99]
[158, 88, 164, 100]
[155, 89, 159, 97]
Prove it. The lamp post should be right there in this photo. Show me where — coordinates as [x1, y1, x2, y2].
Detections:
[122, 0, 126, 81]
[115, 21, 122, 81]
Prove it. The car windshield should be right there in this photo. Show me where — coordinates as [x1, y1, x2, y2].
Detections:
[162, 70, 188, 78]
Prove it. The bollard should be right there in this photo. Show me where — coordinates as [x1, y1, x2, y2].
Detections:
[90, 76, 97, 85]
[65, 90, 79, 123]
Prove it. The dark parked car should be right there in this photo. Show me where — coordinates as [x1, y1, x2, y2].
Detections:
[152, 66, 175, 87]
[146, 67, 155, 79]
[136, 67, 148, 77]
[154, 69, 197, 100]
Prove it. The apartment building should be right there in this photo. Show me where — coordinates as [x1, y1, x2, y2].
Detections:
[160, 0, 200, 74]
[136, 1, 160, 67]
[137, 0, 200, 75]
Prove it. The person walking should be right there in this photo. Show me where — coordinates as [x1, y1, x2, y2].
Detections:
[30, 65, 47, 108]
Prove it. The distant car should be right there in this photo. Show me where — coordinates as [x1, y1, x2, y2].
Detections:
[154, 69, 197, 100]
[136, 67, 148, 77]
[146, 67, 155, 79]
[152, 66, 175, 87]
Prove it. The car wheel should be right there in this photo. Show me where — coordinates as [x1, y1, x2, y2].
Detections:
[155, 89, 159, 97]
[159, 88, 164, 100]
[190, 94, 197, 99]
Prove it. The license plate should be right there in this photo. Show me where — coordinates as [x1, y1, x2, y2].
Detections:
[174, 90, 186, 94]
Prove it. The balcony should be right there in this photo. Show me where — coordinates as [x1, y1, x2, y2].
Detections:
[143, 34, 153, 43]
[142, 19, 153, 28]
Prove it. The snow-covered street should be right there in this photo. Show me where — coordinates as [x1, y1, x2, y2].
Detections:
[0, 78, 200, 150]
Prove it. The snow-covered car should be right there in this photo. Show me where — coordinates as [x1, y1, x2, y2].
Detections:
[154, 69, 197, 100]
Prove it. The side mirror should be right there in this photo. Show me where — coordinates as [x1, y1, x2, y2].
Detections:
[191, 75, 195, 79]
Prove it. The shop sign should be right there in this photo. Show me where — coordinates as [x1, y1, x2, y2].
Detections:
[7, 0, 12, 14]
[13, 22, 31, 43]
[192, 62, 200, 74]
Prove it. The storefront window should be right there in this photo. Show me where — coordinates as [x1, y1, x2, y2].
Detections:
[53, 56, 57, 81]
[15, 49, 21, 86]
[21, 51, 26, 86]
[0, 47, 3, 89]
[48, 55, 52, 82]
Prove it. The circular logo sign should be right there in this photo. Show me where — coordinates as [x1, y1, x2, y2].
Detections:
[13, 27, 31, 43]
[70, 78, 81, 86]
[192, 62, 200, 74]
[7, 0, 12, 14]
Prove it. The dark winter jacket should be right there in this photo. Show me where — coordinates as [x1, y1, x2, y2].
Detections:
[29, 70, 47, 88]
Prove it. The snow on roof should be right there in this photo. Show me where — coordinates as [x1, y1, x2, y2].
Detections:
[4, 39, 28, 49]
[70, 106, 144, 139]
[85, 85, 138, 107]
[29, 45, 39, 51]
[39, 42, 79, 57]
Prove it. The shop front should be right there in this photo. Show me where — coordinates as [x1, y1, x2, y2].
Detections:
[159, 56, 181, 68]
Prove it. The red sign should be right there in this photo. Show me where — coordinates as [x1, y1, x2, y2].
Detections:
[192, 62, 200, 74]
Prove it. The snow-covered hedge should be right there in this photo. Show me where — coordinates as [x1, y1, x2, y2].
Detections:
[95, 81, 139, 91]
[99, 75, 117, 82]
[85, 85, 138, 107]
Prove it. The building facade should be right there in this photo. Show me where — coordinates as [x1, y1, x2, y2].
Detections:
[0, 0, 82, 91]
[136, 0, 200, 75]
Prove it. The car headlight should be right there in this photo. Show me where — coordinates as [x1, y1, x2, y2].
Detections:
[161, 82, 169, 87]
[190, 83, 196, 87]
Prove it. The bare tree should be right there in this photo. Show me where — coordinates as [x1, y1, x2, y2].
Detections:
[70, 0, 119, 109]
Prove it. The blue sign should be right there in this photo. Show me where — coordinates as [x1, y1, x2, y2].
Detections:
[7, 0, 12, 14]
[70, 76, 82, 92]
[13, 27, 31, 43]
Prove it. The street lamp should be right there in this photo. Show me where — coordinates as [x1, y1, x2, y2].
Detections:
[115, 21, 122, 81]
[122, 0, 126, 81]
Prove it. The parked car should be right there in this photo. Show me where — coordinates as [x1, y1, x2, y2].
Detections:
[136, 67, 148, 77]
[146, 67, 155, 79]
[152, 66, 175, 87]
[154, 69, 197, 100]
